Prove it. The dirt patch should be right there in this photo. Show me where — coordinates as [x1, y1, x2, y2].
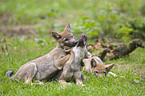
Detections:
[0, 13, 37, 37]
[0, 25, 38, 37]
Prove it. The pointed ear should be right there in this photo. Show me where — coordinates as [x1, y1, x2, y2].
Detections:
[52, 31, 62, 40]
[64, 23, 71, 32]
[91, 58, 97, 68]
[105, 63, 115, 72]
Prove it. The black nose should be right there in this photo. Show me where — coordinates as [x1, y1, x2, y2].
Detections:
[75, 40, 78, 44]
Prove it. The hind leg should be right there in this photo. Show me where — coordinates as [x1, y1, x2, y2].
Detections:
[24, 63, 37, 85]
[24, 63, 45, 85]
[59, 65, 73, 84]
[74, 71, 85, 86]
[11, 63, 37, 84]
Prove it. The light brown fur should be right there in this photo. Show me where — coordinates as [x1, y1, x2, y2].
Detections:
[59, 33, 89, 85]
[6, 23, 77, 85]
[83, 56, 114, 77]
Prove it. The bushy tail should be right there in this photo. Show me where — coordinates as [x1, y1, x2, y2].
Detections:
[6, 69, 14, 78]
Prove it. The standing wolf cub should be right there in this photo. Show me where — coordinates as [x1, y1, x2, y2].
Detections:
[6, 23, 77, 85]
[59, 33, 89, 85]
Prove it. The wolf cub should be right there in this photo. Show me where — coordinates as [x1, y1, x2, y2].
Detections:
[59, 33, 89, 85]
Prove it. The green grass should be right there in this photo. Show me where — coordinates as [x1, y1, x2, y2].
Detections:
[0, 0, 145, 95]
[1, 0, 145, 40]
[0, 37, 145, 96]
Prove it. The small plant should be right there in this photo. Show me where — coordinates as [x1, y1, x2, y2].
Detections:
[115, 26, 134, 42]
[129, 17, 145, 40]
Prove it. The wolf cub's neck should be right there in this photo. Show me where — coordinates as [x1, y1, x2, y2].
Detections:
[72, 46, 87, 59]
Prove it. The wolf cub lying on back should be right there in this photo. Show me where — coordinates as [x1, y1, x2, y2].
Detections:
[59, 33, 90, 85]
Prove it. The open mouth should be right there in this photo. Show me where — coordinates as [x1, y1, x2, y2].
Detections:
[64, 40, 78, 47]
[76, 33, 87, 47]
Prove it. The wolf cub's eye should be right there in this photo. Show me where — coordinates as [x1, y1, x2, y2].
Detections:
[102, 71, 106, 73]
[95, 71, 98, 73]
[71, 36, 74, 38]
[63, 38, 68, 41]
[102, 71, 106, 76]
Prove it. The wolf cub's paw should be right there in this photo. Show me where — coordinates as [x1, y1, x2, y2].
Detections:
[59, 80, 68, 85]
[39, 82, 44, 85]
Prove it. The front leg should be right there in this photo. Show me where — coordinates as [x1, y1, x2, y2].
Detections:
[74, 71, 84, 86]
[59, 65, 73, 81]
[55, 54, 70, 70]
